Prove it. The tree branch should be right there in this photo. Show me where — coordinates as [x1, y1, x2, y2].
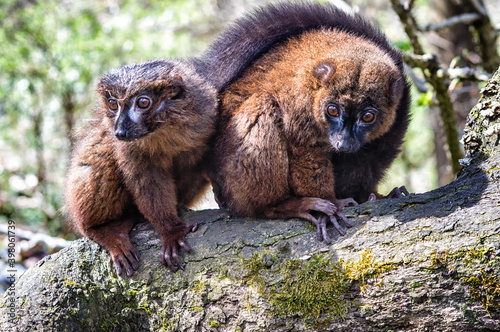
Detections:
[2, 69, 500, 329]
[403, 53, 493, 82]
[421, 13, 481, 32]
[440, 67, 492, 81]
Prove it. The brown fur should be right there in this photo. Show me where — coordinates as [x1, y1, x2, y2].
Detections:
[211, 29, 406, 242]
[65, 60, 216, 276]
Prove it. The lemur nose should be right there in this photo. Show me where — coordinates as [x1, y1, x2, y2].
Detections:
[115, 128, 128, 140]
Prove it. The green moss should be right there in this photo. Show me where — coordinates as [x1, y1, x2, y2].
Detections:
[486, 167, 500, 175]
[240, 247, 278, 291]
[156, 316, 177, 332]
[303, 222, 317, 232]
[187, 306, 204, 312]
[241, 251, 348, 326]
[410, 280, 422, 289]
[241, 249, 398, 328]
[427, 250, 451, 270]
[341, 250, 399, 294]
[136, 304, 152, 315]
[209, 320, 220, 328]
[463, 247, 493, 266]
[192, 279, 208, 294]
[270, 254, 350, 326]
[460, 247, 500, 314]
[124, 289, 139, 297]
[155, 308, 178, 331]
[424, 247, 499, 314]
[462, 271, 500, 314]
[62, 278, 79, 287]
[217, 268, 229, 279]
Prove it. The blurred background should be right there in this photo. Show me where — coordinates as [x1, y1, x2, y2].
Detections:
[0, 0, 499, 241]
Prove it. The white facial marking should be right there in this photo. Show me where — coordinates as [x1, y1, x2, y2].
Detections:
[128, 102, 141, 124]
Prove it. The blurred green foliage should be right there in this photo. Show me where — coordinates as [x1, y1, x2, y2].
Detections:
[0, 0, 438, 237]
[0, 0, 219, 236]
[378, 87, 437, 195]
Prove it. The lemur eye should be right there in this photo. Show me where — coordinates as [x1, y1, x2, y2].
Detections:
[361, 110, 376, 123]
[108, 99, 118, 111]
[327, 104, 341, 117]
[136, 96, 151, 109]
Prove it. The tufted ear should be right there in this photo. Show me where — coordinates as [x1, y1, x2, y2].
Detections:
[150, 73, 186, 99]
[172, 74, 183, 84]
[312, 60, 336, 86]
[167, 74, 186, 99]
[97, 76, 112, 96]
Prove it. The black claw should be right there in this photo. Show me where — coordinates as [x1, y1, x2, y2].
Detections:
[322, 225, 332, 244]
[131, 260, 139, 271]
[386, 186, 411, 199]
[160, 236, 193, 272]
[179, 241, 191, 253]
[337, 211, 354, 228]
[400, 186, 410, 196]
[329, 215, 346, 236]
[161, 245, 173, 269]
[172, 255, 181, 267]
[316, 226, 324, 242]
[319, 218, 325, 240]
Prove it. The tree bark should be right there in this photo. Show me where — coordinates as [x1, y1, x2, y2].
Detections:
[1, 72, 500, 332]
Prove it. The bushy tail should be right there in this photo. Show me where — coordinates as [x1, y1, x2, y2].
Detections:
[195, 1, 400, 92]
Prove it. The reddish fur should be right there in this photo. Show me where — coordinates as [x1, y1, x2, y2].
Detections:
[211, 28, 406, 233]
[65, 60, 216, 276]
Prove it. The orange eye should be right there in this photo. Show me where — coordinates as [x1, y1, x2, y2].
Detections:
[361, 111, 376, 123]
[327, 104, 341, 117]
[108, 99, 118, 111]
[137, 96, 151, 109]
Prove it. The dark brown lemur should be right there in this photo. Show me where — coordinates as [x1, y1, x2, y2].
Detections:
[65, 60, 217, 276]
[203, 3, 411, 244]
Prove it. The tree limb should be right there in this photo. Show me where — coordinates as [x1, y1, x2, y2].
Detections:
[421, 13, 481, 32]
[1, 70, 500, 332]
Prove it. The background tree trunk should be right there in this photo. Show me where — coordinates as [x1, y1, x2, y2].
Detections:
[1, 70, 499, 331]
[428, 0, 488, 186]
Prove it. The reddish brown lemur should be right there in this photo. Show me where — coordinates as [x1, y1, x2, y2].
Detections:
[196, 2, 411, 243]
[65, 60, 216, 276]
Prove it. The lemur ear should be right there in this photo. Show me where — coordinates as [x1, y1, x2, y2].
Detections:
[168, 74, 186, 99]
[173, 74, 183, 83]
[312, 60, 336, 86]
